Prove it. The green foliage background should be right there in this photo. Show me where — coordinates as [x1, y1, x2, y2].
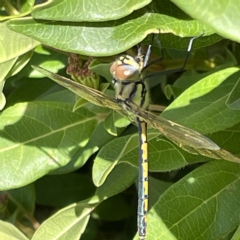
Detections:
[1, 0, 240, 239]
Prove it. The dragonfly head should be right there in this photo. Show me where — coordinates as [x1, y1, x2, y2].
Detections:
[110, 55, 144, 81]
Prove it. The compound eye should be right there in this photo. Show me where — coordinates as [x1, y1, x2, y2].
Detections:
[110, 62, 140, 81]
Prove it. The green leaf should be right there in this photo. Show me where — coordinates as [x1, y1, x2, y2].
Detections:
[93, 131, 158, 186]
[51, 119, 116, 175]
[231, 225, 240, 240]
[9, 46, 67, 83]
[95, 163, 137, 200]
[6, 51, 33, 78]
[0, 82, 6, 111]
[162, 67, 240, 133]
[0, 220, 28, 240]
[89, 60, 112, 83]
[0, 100, 98, 190]
[104, 111, 118, 136]
[172, 0, 240, 42]
[5, 78, 56, 107]
[7, 5, 217, 57]
[210, 121, 240, 156]
[32, 0, 151, 21]
[0, 21, 39, 63]
[0, 49, 35, 110]
[226, 77, 240, 110]
[32, 202, 93, 240]
[141, 160, 240, 240]
[113, 112, 131, 128]
[0, 58, 17, 110]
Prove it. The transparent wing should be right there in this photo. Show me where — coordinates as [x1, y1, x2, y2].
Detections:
[33, 66, 123, 111]
[33, 65, 219, 151]
[130, 105, 220, 150]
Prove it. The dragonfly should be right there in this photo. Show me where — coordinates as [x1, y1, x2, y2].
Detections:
[32, 34, 220, 240]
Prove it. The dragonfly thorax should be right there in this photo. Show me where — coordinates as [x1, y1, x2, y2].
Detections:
[110, 54, 149, 110]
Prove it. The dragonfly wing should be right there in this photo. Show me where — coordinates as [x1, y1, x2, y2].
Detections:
[32, 65, 123, 112]
[33, 66, 220, 151]
[128, 104, 220, 151]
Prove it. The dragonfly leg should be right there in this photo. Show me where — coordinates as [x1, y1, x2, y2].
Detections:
[143, 34, 164, 70]
[143, 32, 204, 80]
